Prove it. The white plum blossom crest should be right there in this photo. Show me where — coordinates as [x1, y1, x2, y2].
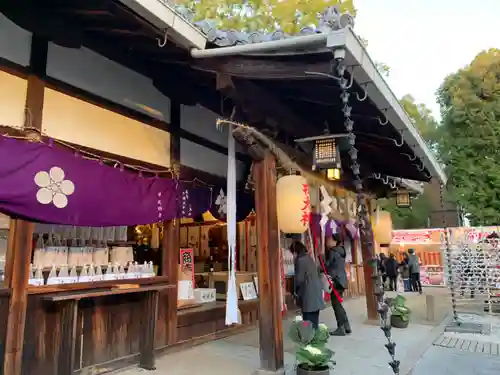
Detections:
[34, 166, 75, 209]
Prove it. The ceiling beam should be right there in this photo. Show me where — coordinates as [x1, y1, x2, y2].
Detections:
[215, 74, 313, 138]
[192, 56, 332, 80]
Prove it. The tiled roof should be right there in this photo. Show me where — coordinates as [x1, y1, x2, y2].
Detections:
[172, 5, 354, 47]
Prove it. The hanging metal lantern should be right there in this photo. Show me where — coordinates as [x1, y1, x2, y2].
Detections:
[396, 190, 411, 208]
[313, 137, 341, 170]
[295, 134, 344, 180]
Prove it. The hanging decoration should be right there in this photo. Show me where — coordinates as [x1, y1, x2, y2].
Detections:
[372, 209, 393, 245]
[276, 175, 311, 234]
[344, 220, 359, 240]
[311, 136, 342, 180]
[319, 185, 332, 229]
[0, 135, 211, 226]
[225, 124, 239, 325]
[209, 185, 254, 222]
[335, 51, 400, 374]
[395, 189, 411, 208]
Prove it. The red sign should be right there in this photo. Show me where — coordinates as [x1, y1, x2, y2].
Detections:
[392, 230, 433, 244]
[300, 184, 311, 226]
[180, 248, 195, 287]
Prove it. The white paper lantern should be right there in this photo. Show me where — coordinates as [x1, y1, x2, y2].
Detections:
[372, 210, 393, 245]
[276, 175, 311, 234]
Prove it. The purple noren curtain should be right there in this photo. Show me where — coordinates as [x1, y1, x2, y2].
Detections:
[0, 136, 211, 226]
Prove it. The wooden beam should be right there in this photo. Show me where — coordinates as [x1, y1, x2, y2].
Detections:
[162, 100, 181, 345]
[193, 57, 331, 80]
[3, 34, 47, 375]
[3, 220, 35, 375]
[229, 77, 311, 138]
[253, 152, 284, 372]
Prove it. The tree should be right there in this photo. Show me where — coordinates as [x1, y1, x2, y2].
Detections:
[436, 48, 500, 226]
[175, 0, 356, 33]
[378, 190, 433, 229]
[400, 94, 439, 150]
[378, 96, 439, 229]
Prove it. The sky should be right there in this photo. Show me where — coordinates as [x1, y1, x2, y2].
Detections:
[353, 0, 500, 119]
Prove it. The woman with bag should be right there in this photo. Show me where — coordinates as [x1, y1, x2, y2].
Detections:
[324, 234, 351, 336]
[291, 241, 324, 329]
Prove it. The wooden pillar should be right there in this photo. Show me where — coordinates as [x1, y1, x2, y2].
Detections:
[253, 152, 284, 373]
[3, 34, 47, 375]
[3, 220, 35, 375]
[161, 100, 181, 345]
[361, 198, 377, 320]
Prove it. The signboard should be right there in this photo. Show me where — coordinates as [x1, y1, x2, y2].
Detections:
[392, 230, 436, 244]
[420, 265, 445, 287]
[180, 248, 194, 288]
[240, 282, 258, 300]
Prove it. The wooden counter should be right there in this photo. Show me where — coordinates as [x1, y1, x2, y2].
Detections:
[176, 299, 259, 343]
[21, 280, 173, 375]
[20, 279, 260, 375]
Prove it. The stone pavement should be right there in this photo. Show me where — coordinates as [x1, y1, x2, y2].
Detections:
[411, 314, 500, 375]
[114, 288, 449, 375]
[410, 313, 500, 375]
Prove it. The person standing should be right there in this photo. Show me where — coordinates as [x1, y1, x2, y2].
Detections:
[400, 253, 411, 292]
[407, 248, 422, 294]
[385, 253, 399, 291]
[378, 253, 388, 289]
[291, 241, 324, 329]
[324, 234, 351, 336]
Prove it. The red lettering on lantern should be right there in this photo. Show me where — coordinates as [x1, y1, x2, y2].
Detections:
[301, 184, 311, 226]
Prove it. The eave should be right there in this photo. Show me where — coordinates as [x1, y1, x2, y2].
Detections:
[0, 1, 445, 196]
[117, 0, 206, 50]
[326, 29, 446, 185]
[186, 27, 446, 186]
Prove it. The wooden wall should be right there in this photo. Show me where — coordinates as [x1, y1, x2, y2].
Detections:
[0, 292, 9, 370]
[20, 293, 259, 375]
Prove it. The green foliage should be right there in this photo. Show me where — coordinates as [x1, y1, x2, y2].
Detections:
[175, 0, 356, 33]
[289, 318, 335, 370]
[436, 49, 500, 226]
[360, 37, 390, 77]
[379, 190, 432, 229]
[400, 94, 439, 150]
[390, 295, 411, 322]
[378, 96, 438, 229]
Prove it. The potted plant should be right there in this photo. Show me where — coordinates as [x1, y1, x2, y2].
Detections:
[390, 295, 411, 328]
[288, 317, 335, 375]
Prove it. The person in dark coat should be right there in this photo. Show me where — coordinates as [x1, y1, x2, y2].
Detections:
[324, 234, 351, 336]
[291, 241, 324, 329]
[384, 253, 399, 291]
[400, 253, 411, 292]
[407, 248, 422, 294]
[378, 253, 387, 289]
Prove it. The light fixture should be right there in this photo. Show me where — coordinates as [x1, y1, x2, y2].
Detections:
[327, 168, 341, 180]
[314, 138, 340, 169]
[295, 134, 346, 180]
[396, 190, 411, 208]
[276, 175, 311, 234]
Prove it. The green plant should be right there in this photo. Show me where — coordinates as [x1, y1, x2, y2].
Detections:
[390, 295, 412, 322]
[288, 317, 335, 371]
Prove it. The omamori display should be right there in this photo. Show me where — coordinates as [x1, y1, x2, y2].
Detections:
[0, 136, 211, 226]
